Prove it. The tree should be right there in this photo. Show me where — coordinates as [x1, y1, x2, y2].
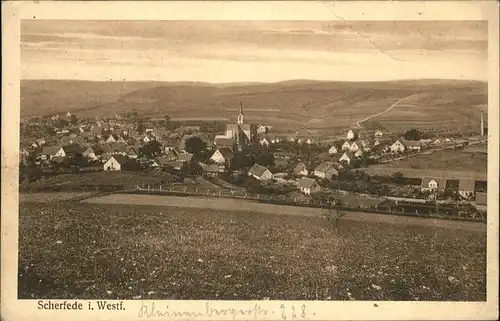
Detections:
[139, 140, 162, 158]
[231, 152, 253, 171]
[255, 150, 275, 167]
[69, 114, 78, 125]
[184, 136, 207, 159]
[136, 119, 144, 134]
[392, 171, 405, 183]
[404, 129, 421, 141]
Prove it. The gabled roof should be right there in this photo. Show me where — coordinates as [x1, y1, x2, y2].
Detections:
[297, 177, 318, 189]
[248, 163, 270, 177]
[214, 136, 234, 147]
[421, 177, 446, 188]
[294, 162, 307, 172]
[217, 147, 234, 160]
[402, 140, 421, 147]
[314, 162, 337, 173]
[109, 155, 128, 165]
[203, 164, 219, 173]
[64, 143, 85, 154]
[341, 151, 354, 159]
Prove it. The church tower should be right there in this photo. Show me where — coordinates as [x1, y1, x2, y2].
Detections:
[237, 102, 244, 125]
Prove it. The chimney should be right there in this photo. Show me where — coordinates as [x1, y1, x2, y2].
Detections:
[480, 110, 484, 136]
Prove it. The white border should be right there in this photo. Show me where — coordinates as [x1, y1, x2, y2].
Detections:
[2, 1, 498, 320]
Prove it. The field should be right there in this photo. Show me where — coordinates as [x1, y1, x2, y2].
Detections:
[20, 171, 177, 193]
[360, 166, 487, 181]
[18, 201, 486, 300]
[19, 192, 94, 202]
[21, 79, 487, 135]
[376, 149, 487, 173]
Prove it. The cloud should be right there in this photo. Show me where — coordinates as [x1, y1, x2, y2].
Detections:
[20, 20, 488, 82]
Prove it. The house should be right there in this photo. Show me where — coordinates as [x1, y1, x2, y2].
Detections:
[349, 142, 360, 152]
[354, 150, 363, 158]
[83, 147, 98, 160]
[257, 125, 268, 134]
[458, 179, 475, 199]
[433, 139, 442, 145]
[165, 150, 179, 161]
[346, 129, 356, 140]
[297, 177, 321, 196]
[105, 134, 117, 143]
[41, 146, 66, 160]
[314, 162, 338, 180]
[214, 135, 234, 148]
[259, 138, 270, 147]
[328, 145, 338, 155]
[103, 155, 128, 171]
[421, 177, 446, 192]
[374, 139, 380, 146]
[90, 126, 103, 137]
[202, 164, 220, 177]
[248, 163, 273, 181]
[342, 141, 351, 150]
[210, 148, 234, 166]
[127, 146, 139, 159]
[178, 152, 193, 163]
[293, 162, 309, 176]
[390, 140, 405, 153]
[305, 138, 313, 145]
[339, 151, 354, 164]
[403, 140, 422, 151]
[374, 130, 383, 138]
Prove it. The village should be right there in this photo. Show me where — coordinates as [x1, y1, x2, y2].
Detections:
[19, 105, 488, 219]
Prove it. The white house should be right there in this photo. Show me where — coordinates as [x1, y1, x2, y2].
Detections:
[259, 138, 270, 147]
[374, 139, 381, 146]
[390, 140, 405, 153]
[293, 162, 309, 176]
[374, 130, 384, 138]
[346, 129, 356, 140]
[342, 141, 351, 150]
[257, 125, 267, 134]
[297, 177, 321, 196]
[41, 146, 66, 160]
[105, 134, 117, 143]
[404, 140, 422, 151]
[421, 177, 446, 192]
[314, 162, 338, 179]
[209, 148, 234, 168]
[458, 179, 475, 199]
[103, 155, 128, 171]
[248, 164, 273, 181]
[339, 151, 354, 164]
[83, 147, 98, 160]
[328, 145, 338, 155]
[354, 150, 364, 157]
[349, 142, 360, 152]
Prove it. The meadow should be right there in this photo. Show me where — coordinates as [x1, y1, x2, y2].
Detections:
[18, 202, 486, 301]
[21, 79, 487, 135]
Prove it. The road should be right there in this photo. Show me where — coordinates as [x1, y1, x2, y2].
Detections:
[83, 194, 486, 232]
[355, 94, 415, 128]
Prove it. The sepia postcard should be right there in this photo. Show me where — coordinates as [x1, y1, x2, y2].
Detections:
[1, 1, 499, 320]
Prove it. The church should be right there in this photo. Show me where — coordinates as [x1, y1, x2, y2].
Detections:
[214, 103, 253, 151]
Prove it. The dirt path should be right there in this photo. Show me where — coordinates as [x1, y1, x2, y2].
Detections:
[83, 194, 486, 232]
[356, 94, 415, 128]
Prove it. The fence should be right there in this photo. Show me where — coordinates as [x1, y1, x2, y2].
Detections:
[130, 184, 486, 222]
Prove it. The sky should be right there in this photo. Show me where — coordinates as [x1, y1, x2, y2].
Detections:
[21, 20, 488, 83]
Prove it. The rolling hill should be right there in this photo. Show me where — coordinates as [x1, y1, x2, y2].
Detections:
[21, 79, 487, 136]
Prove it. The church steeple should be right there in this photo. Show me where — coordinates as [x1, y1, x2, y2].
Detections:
[237, 102, 244, 125]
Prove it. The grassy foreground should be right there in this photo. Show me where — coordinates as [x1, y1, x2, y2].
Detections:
[18, 202, 486, 301]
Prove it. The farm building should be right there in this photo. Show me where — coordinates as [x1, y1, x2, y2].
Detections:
[390, 140, 405, 153]
[83, 147, 98, 160]
[314, 162, 338, 180]
[297, 177, 321, 195]
[210, 148, 234, 169]
[403, 140, 422, 151]
[342, 141, 351, 150]
[103, 155, 128, 171]
[248, 164, 273, 181]
[339, 151, 354, 165]
[41, 146, 66, 160]
[328, 145, 338, 155]
[293, 162, 308, 176]
[458, 179, 475, 199]
[421, 177, 446, 192]
[346, 129, 357, 140]
[349, 142, 360, 152]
